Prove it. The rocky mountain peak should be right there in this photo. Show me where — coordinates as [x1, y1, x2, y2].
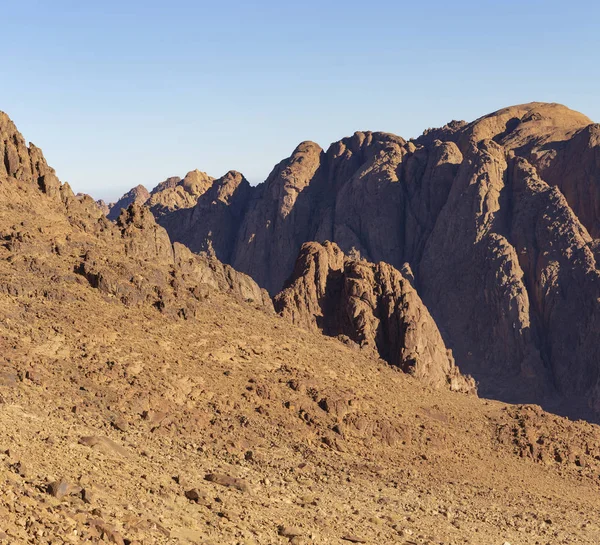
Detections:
[143, 102, 600, 421]
[274, 241, 476, 394]
[106, 184, 150, 220]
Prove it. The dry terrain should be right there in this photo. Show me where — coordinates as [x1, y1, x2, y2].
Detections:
[2, 108, 600, 544]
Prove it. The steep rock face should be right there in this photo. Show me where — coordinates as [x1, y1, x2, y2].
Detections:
[529, 123, 600, 238]
[1, 111, 62, 198]
[158, 170, 252, 263]
[156, 102, 600, 419]
[106, 184, 150, 220]
[274, 242, 476, 394]
[232, 141, 325, 292]
[419, 141, 549, 402]
[509, 157, 600, 412]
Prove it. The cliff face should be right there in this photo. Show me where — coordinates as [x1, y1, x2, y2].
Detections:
[274, 242, 476, 394]
[158, 170, 252, 264]
[148, 102, 600, 419]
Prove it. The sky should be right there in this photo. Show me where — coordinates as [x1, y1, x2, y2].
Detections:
[2, 0, 599, 201]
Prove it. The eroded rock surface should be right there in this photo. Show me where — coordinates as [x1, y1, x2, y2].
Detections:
[151, 102, 600, 419]
[275, 242, 476, 393]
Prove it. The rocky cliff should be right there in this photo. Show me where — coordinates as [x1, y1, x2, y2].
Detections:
[145, 102, 600, 419]
[274, 242, 476, 394]
[105, 169, 214, 221]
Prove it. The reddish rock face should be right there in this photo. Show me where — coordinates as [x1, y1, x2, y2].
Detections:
[274, 241, 476, 394]
[158, 170, 252, 264]
[147, 170, 214, 218]
[152, 102, 600, 419]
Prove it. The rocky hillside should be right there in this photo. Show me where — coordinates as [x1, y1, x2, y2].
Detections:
[3, 109, 600, 544]
[122, 102, 600, 421]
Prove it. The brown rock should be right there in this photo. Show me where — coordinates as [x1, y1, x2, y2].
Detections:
[47, 479, 80, 500]
[25, 369, 42, 385]
[107, 184, 150, 221]
[184, 488, 210, 505]
[279, 525, 303, 538]
[275, 242, 476, 393]
[79, 435, 128, 457]
[147, 170, 214, 218]
[341, 535, 367, 543]
[204, 473, 250, 493]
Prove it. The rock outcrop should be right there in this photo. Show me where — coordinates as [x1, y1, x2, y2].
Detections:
[274, 242, 476, 394]
[106, 184, 150, 220]
[158, 170, 252, 263]
[0, 111, 272, 322]
[146, 170, 214, 218]
[151, 102, 600, 420]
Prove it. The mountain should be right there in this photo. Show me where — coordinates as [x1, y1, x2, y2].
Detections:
[4, 108, 600, 544]
[105, 170, 214, 221]
[146, 169, 214, 218]
[105, 184, 150, 220]
[126, 102, 600, 422]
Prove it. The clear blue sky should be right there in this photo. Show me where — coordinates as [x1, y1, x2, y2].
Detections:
[2, 0, 598, 200]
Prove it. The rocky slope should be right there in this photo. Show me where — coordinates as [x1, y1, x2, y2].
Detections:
[274, 242, 475, 394]
[141, 102, 600, 421]
[4, 110, 600, 544]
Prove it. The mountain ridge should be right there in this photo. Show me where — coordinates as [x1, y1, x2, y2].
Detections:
[104, 102, 600, 422]
[4, 105, 600, 543]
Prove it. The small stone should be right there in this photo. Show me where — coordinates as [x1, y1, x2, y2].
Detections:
[341, 535, 367, 543]
[205, 473, 250, 493]
[25, 369, 42, 385]
[9, 460, 28, 478]
[185, 488, 210, 505]
[81, 487, 94, 504]
[79, 435, 127, 457]
[47, 479, 73, 500]
[279, 525, 303, 538]
[111, 416, 129, 432]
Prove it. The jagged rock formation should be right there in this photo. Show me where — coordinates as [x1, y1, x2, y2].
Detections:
[274, 242, 476, 394]
[152, 102, 600, 419]
[76, 200, 273, 316]
[0, 111, 272, 323]
[158, 170, 252, 262]
[95, 198, 111, 215]
[106, 184, 150, 220]
[105, 169, 214, 221]
[146, 169, 214, 218]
